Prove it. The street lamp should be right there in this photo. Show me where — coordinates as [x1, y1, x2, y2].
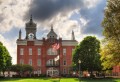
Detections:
[78, 60, 81, 82]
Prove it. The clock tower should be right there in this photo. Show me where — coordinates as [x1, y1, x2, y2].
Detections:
[25, 15, 37, 40]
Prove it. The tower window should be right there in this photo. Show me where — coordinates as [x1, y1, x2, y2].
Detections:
[38, 48, 41, 55]
[20, 48, 24, 55]
[29, 48, 32, 55]
[63, 48, 66, 55]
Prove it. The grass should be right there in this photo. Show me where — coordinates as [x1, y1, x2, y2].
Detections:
[0, 77, 120, 82]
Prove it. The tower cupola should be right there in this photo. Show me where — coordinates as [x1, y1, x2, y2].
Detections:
[25, 15, 37, 40]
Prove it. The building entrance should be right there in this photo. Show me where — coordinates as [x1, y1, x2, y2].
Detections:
[47, 68, 59, 76]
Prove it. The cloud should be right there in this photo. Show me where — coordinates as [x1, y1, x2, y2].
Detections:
[0, 0, 106, 36]
[23, 0, 106, 39]
[54, 19, 80, 39]
[79, 0, 106, 36]
[24, 0, 84, 21]
[23, 0, 106, 37]
[0, 0, 30, 33]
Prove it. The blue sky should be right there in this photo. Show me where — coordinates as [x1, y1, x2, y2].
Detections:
[0, 0, 106, 64]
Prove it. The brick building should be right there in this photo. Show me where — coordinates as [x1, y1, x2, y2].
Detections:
[112, 66, 120, 76]
[16, 16, 78, 76]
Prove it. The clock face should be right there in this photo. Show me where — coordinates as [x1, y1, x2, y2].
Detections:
[28, 33, 34, 40]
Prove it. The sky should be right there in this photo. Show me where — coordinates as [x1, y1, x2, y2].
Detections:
[0, 0, 107, 64]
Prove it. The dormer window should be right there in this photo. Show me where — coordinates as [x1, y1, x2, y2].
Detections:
[47, 26, 57, 39]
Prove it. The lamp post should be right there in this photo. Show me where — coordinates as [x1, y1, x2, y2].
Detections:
[78, 60, 81, 82]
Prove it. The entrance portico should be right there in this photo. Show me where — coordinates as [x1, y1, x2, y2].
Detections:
[47, 68, 59, 76]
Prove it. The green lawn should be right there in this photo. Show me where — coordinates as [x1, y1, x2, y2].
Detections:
[0, 78, 120, 82]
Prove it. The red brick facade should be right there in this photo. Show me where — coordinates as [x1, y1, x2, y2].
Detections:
[17, 16, 78, 76]
[112, 66, 120, 75]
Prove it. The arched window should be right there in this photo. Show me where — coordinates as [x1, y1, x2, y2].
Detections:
[47, 48, 57, 55]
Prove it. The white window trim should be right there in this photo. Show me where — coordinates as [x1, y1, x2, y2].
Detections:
[20, 48, 24, 55]
[38, 69, 41, 74]
[63, 60, 67, 65]
[37, 59, 41, 66]
[38, 48, 41, 55]
[63, 68, 66, 74]
[29, 48, 32, 55]
[47, 59, 54, 66]
[29, 59, 32, 66]
[47, 48, 57, 55]
[63, 48, 66, 55]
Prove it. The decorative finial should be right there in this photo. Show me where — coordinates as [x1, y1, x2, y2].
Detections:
[19, 29, 21, 33]
[51, 24, 53, 31]
[71, 30, 75, 40]
[30, 15, 33, 23]
[19, 29, 22, 39]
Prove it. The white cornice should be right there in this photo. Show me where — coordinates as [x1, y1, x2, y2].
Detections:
[17, 40, 27, 45]
[17, 39, 78, 46]
[62, 41, 78, 46]
[34, 40, 43, 45]
[16, 40, 43, 45]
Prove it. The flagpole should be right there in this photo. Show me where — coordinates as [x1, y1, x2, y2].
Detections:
[58, 38, 60, 77]
[52, 38, 60, 77]
[58, 38, 61, 82]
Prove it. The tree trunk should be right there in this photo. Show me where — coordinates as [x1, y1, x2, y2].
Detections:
[18, 72, 21, 77]
[30, 72, 31, 77]
[3, 71, 5, 77]
[90, 70, 94, 78]
[8, 70, 10, 77]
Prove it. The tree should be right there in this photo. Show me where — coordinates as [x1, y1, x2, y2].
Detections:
[10, 64, 22, 76]
[102, 0, 120, 42]
[3, 47, 12, 76]
[0, 42, 12, 76]
[73, 36, 102, 76]
[22, 64, 33, 77]
[100, 40, 119, 70]
[101, 0, 120, 68]
[10, 64, 33, 77]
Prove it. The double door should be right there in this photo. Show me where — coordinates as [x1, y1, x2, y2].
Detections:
[47, 68, 59, 76]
